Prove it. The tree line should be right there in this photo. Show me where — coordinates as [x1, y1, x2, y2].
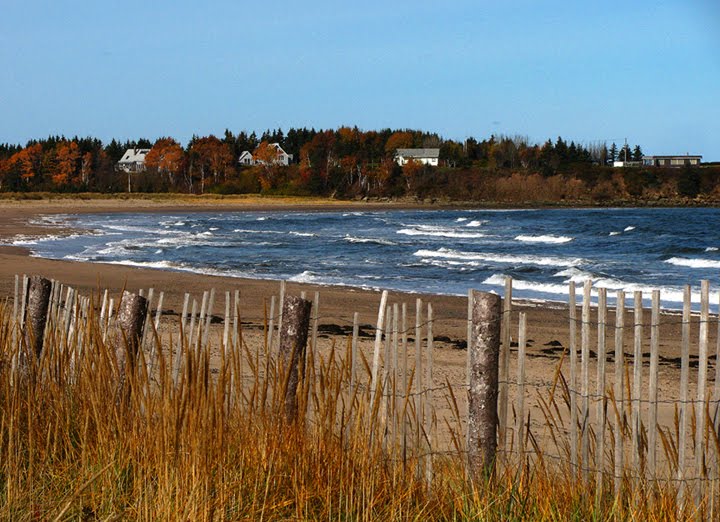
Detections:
[0, 127, 654, 199]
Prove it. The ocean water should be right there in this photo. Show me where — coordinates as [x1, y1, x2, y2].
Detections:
[11, 207, 720, 310]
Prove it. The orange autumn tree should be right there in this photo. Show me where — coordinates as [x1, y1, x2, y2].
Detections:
[401, 158, 423, 191]
[12, 143, 44, 185]
[253, 141, 282, 191]
[145, 138, 184, 185]
[384, 131, 414, 156]
[191, 136, 235, 193]
[53, 140, 80, 186]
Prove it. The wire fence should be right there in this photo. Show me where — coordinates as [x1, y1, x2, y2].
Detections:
[9, 273, 720, 511]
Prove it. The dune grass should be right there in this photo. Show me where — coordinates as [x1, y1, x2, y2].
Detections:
[0, 295, 703, 520]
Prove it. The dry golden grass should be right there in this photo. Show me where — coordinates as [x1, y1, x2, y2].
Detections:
[0, 298, 707, 520]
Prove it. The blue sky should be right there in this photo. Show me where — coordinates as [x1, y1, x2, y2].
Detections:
[1, 0, 718, 159]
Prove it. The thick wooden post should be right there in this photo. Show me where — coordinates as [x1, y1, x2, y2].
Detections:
[116, 291, 148, 375]
[468, 290, 502, 480]
[24, 276, 52, 359]
[278, 295, 312, 423]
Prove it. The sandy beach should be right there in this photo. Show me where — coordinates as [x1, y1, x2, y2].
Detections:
[0, 195, 710, 456]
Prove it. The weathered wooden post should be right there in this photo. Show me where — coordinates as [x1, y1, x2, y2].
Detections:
[278, 295, 312, 423]
[24, 276, 52, 360]
[467, 290, 502, 480]
[116, 291, 148, 379]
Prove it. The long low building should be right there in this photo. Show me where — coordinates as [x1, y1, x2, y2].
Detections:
[642, 155, 702, 167]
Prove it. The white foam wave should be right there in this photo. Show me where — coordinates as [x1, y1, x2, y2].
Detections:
[101, 224, 178, 235]
[344, 235, 396, 246]
[624, 226, 636, 232]
[398, 225, 486, 239]
[706, 247, 719, 252]
[414, 248, 582, 267]
[11, 232, 89, 245]
[290, 231, 316, 237]
[483, 274, 569, 295]
[232, 228, 283, 235]
[609, 231, 620, 236]
[554, 267, 596, 281]
[665, 257, 720, 269]
[466, 220, 485, 227]
[455, 217, 468, 222]
[482, 274, 720, 305]
[515, 234, 573, 244]
[288, 270, 317, 283]
[104, 259, 184, 270]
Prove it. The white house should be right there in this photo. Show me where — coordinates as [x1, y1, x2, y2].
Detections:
[116, 148, 150, 172]
[394, 148, 440, 166]
[238, 143, 293, 167]
[238, 151, 254, 166]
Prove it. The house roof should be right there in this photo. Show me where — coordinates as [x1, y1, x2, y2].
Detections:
[395, 148, 440, 159]
[642, 155, 702, 160]
[118, 148, 150, 163]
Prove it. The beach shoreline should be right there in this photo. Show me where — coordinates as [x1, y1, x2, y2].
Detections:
[0, 196, 703, 359]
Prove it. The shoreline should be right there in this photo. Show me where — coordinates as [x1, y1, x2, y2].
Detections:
[0, 196, 711, 360]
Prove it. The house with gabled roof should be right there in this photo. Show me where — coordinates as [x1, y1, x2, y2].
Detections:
[238, 143, 293, 167]
[116, 148, 151, 173]
[394, 148, 440, 166]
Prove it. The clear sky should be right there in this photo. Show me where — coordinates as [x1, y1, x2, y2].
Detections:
[1, 0, 718, 159]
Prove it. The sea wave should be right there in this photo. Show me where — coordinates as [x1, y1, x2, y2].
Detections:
[665, 257, 720, 269]
[288, 270, 318, 283]
[482, 273, 720, 306]
[466, 220, 485, 227]
[414, 248, 582, 267]
[398, 225, 486, 239]
[515, 234, 573, 244]
[344, 235, 396, 246]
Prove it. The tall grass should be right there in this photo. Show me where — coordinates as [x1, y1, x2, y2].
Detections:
[0, 296, 702, 520]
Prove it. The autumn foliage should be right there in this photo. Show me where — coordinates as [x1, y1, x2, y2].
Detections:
[0, 128, 717, 204]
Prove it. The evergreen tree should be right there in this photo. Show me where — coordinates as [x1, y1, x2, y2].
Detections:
[608, 143, 618, 164]
[632, 145, 643, 162]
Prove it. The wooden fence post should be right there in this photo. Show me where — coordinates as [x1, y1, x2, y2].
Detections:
[614, 290, 625, 501]
[581, 280, 591, 481]
[677, 286, 691, 512]
[468, 290, 502, 480]
[631, 291, 644, 474]
[696, 280, 710, 499]
[498, 277, 513, 449]
[569, 281, 578, 472]
[24, 276, 52, 360]
[278, 295, 312, 423]
[648, 290, 660, 481]
[116, 291, 148, 398]
[595, 287, 607, 501]
[516, 312, 527, 462]
[370, 291, 389, 417]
